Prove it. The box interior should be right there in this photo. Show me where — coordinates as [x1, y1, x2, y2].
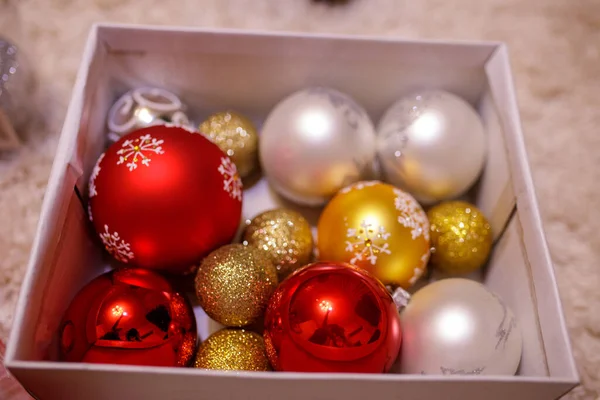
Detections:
[7, 26, 577, 386]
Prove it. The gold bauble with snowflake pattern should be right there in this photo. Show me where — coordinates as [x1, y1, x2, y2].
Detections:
[317, 181, 430, 289]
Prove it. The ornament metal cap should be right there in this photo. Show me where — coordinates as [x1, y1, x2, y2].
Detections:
[387, 285, 411, 311]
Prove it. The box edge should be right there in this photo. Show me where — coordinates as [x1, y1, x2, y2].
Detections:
[93, 21, 505, 49]
[4, 24, 101, 366]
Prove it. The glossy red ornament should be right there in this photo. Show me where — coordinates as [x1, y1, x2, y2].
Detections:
[88, 125, 243, 273]
[263, 262, 402, 373]
[58, 268, 197, 367]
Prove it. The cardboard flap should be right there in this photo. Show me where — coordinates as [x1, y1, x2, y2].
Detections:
[475, 85, 515, 241]
[484, 214, 548, 377]
[485, 45, 578, 382]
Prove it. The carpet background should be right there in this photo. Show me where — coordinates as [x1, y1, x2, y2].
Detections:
[0, 0, 598, 398]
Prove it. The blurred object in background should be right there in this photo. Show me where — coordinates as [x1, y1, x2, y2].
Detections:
[312, 0, 351, 5]
[0, 340, 32, 400]
[0, 37, 21, 150]
[0, 36, 30, 151]
[0, 0, 37, 152]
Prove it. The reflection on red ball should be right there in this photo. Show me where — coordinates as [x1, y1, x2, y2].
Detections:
[58, 268, 197, 367]
[263, 262, 402, 373]
[88, 125, 243, 274]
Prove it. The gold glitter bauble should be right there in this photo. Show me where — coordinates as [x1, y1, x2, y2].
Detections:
[242, 209, 314, 280]
[427, 201, 492, 274]
[194, 329, 271, 371]
[195, 244, 278, 327]
[199, 111, 258, 178]
[317, 181, 430, 289]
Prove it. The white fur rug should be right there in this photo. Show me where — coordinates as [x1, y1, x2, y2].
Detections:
[0, 0, 598, 398]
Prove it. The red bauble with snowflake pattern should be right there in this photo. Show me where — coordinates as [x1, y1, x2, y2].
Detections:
[88, 125, 243, 273]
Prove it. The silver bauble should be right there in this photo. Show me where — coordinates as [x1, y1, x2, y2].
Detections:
[259, 87, 377, 206]
[377, 90, 486, 205]
[107, 87, 192, 144]
[399, 278, 522, 376]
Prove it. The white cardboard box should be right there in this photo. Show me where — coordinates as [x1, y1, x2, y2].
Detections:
[5, 23, 579, 400]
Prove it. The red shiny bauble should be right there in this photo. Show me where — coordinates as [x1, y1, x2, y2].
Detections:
[88, 125, 243, 273]
[58, 268, 197, 367]
[263, 262, 402, 373]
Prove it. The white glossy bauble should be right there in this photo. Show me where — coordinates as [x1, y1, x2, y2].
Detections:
[259, 87, 377, 206]
[400, 278, 522, 376]
[377, 90, 486, 205]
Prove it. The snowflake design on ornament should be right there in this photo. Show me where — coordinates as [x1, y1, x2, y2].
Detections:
[339, 180, 379, 194]
[394, 188, 430, 241]
[116, 134, 165, 171]
[408, 267, 425, 286]
[88, 153, 105, 198]
[163, 121, 198, 134]
[345, 220, 391, 265]
[218, 157, 242, 201]
[421, 251, 430, 266]
[99, 224, 134, 263]
[409, 252, 430, 285]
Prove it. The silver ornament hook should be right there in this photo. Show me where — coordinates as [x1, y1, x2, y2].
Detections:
[387, 285, 411, 312]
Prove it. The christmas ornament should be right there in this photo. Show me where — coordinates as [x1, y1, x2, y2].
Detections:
[376, 90, 486, 205]
[199, 111, 258, 179]
[107, 87, 192, 143]
[428, 201, 492, 275]
[400, 278, 522, 375]
[194, 329, 271, 371]
[259, 86, 377, 206]
[88, 125, 242, 273]
[317, 181, 430, 289]
[242, 208, 314, 280]
[58, 268, 197, 367]
[263, 261, 402, 373]
[195, 244, 278, 327]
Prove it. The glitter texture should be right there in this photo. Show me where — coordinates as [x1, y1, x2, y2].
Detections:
[178, 332, 198, 367]
[170, 292, 198, 366]
[242, 209, 314, 280]
[194, 329, 271, 371]
[427, 201, 492, 274]
[199, 111, 258, 178]
[195, 244, 278, 327]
